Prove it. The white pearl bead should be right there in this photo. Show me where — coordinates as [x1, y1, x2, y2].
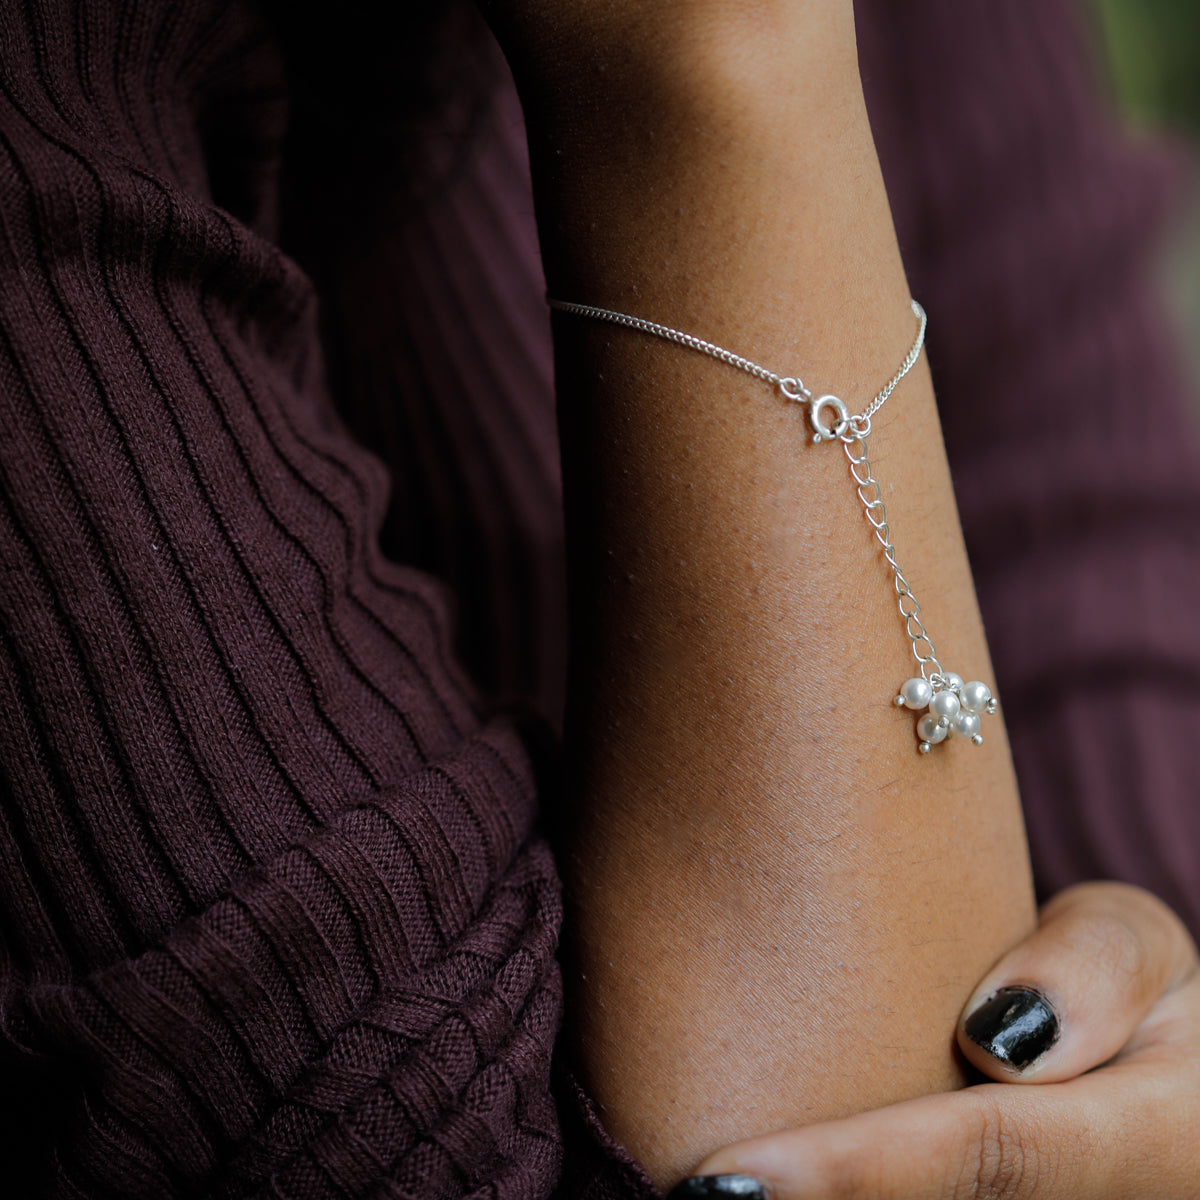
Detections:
[941, 672, 964, 694]
[961, 681, 991, 713]
[972, 733, 984, 746]
[917, 714, 947, 744]
[919, 741, 932, 754]
[900, 677, 934, 710]
[930, 690, 960, 720]
[953, 710, 981, 739]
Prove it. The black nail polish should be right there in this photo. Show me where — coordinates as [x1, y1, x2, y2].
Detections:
[964, 985, 1060, 1070]
[665, 1176, 767, 1199]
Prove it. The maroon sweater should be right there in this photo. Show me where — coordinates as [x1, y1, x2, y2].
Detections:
[1, 1, 1197, 1197]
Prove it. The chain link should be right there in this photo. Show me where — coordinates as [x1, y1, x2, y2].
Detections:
[547, 301, 787, 388]
[548, 299, 926, 430]
[842, 434, 942, 677]
[547, 295, 937, 675]
[857, 301, 927, 428]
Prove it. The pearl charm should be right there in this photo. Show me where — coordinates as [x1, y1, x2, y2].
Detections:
[899, 677, 934, 710]
[917, 713, 948, 744]
[901, 667, 998, 754]
[952, 710, 981, 740]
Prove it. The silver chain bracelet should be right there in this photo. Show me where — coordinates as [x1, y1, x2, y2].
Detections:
[548, 296, 998, 753]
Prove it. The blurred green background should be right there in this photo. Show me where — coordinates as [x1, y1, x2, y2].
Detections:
[1096, 0, 1200, 136]
[1096, 0, 1200, 389]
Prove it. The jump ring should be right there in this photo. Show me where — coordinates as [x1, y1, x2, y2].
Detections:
[779, 377, 811, 402]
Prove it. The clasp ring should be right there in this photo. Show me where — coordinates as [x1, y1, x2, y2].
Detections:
[809, 394, 849, 443]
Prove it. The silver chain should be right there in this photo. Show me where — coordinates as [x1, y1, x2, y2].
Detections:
[548, 296, 940, 676]
[843, 431, 942, 679]
[548, 300, 787, 389]
[548, 298, 926, 437]
[857, 300, 928, 429]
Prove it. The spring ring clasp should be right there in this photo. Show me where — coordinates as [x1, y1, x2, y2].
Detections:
[809, 394, 850, 443]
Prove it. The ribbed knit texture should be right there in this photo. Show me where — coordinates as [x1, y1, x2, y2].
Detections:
[1, 1, 1198, 1198]
[0, 2, 561, 1196]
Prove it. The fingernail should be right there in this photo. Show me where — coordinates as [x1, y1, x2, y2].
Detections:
[665, 1176, 767, 1199]
[964, 985, 1060, 1070]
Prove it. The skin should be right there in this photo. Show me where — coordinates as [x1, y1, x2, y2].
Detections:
[481, 0, 1036, 1184]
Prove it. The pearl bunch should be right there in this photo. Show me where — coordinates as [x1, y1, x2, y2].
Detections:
[893, 673, 998, 754]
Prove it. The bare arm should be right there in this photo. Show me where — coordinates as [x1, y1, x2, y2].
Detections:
[488, 0, 1037, 1183]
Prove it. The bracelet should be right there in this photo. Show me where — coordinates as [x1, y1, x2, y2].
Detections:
[548, 296, 998, 754]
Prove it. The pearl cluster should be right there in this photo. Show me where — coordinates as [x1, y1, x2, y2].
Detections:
[893, 673, 998, 754]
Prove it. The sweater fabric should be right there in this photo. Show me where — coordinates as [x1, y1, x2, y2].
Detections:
[0, 1, 1198, 1197]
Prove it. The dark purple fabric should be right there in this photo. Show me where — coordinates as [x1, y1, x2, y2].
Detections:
[0, 3, 561, 1195]
[0, 1, 1197, 1197]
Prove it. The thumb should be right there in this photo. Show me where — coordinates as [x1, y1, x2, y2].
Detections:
[956, 880, 1196, 1083]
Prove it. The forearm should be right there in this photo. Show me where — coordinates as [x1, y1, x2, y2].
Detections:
[503, 2, 1036, 1182]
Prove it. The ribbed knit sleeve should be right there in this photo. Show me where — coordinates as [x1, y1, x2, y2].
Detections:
[0, 3, 562, 1196]
[277, 56, 568, 726]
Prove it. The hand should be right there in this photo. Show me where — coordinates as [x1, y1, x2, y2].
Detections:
[668, 882, 1200, 1198]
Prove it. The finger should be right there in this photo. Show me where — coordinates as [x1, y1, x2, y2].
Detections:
[956, 881, 1198, 1083]
[675, 999, 1200, 1199]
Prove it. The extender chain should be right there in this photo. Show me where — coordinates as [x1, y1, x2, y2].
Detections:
[548, 297, 998, 753]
